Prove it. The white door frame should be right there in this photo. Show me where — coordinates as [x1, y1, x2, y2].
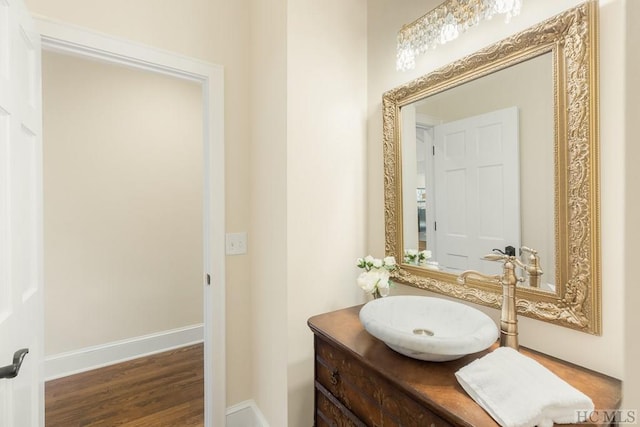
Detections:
[35, 18, 226, 427]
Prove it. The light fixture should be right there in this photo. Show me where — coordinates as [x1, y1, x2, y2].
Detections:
[396, 0, 523, 71]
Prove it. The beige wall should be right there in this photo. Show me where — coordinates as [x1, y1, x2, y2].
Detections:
[249, 0, 288, 424]
[42, 52, 203, 354]
[286, 1, 367, 425]
[625, 0, 639, 408]
[367, 0, 625, 379]
[250, 0, 368, 424]
[26, 0, 254, 406]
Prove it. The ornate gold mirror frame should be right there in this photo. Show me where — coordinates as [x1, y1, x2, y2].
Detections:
[383, 1, 601, 334]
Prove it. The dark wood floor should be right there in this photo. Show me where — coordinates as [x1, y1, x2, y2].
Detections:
[45, 344, 204, 427]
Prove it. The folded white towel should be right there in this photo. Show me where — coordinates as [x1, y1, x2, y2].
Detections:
[455, 347, 594, 427]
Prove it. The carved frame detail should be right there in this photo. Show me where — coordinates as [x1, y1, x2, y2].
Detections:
[383, 2, 601, 334]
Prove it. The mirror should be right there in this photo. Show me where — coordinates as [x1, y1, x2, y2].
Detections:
[401, 53, 555, 290]
[383, 2, 601, 334]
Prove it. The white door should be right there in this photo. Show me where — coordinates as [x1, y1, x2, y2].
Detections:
[434, 107, 520, 274]
[0, 0, 43, 425]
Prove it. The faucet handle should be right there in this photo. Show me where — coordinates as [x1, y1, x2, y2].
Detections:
[493, 246, 516, 257]
[483, 253, 509, 262]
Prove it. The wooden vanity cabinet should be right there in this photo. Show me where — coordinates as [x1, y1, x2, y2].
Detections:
[308, 305, 622, 427]
[314, 334, 451, 426]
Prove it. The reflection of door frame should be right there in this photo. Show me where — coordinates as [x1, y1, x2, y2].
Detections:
[37, 19, 226, 426]
[416, 114, 440, 255]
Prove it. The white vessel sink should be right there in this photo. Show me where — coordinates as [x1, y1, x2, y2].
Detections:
[359, 296, 498, 362]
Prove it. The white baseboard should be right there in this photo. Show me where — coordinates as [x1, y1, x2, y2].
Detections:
[45, 324, 204, 381]
[226, 400, 269, 427]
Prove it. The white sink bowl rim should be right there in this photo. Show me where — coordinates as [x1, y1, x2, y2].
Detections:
[359, 295, 498, 362]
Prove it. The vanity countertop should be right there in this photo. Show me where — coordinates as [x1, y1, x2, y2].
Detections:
[308, 305, 622, 427]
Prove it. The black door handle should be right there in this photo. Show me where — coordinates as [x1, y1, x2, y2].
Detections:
[0, 349, 29, 379]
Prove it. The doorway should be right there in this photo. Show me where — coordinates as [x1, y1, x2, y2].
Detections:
[38, 19, 226, 426]
[42, 49, 204, 369]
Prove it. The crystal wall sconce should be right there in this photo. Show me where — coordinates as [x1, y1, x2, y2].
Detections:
[397, 0, 523, 71]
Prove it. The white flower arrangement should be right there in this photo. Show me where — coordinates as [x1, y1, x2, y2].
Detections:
[404, 249, 432, 264]
[356, 255, 397, 298]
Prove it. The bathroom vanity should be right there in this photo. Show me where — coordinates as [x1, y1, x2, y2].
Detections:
[308, 305, 621, 427]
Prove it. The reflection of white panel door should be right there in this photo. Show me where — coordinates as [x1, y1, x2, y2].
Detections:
[0, 0, 43, 425]
[434, 107, 520, 273]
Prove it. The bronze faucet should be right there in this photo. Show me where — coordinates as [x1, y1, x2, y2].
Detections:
[457, 251, 527, 350]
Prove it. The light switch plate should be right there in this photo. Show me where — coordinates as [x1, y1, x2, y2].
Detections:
[226, 232, 247, 255]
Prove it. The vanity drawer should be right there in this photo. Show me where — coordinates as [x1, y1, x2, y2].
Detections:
[315, 336, 452, 427]
[316, 381, 367, 427]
